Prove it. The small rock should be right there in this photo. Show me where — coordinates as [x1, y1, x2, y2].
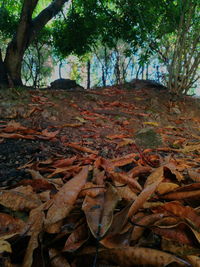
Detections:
[50, 79, 84, 90]
[135, 128, 163, 149]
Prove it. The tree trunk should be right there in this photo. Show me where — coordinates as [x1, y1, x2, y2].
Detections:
[59, 62, 63, 79]
[0, 50, 8, 87]
[115, 50, 121, 84]
[102, 66, 106, 87]
[4, 43, 26, 86]
[0, 0, 69, 88]
[87, 60, 91, 89]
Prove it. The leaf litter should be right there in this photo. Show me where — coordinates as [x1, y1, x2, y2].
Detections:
[0, 86, 200, 266]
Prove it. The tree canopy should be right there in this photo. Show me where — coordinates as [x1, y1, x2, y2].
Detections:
[0, 0, 199, 94]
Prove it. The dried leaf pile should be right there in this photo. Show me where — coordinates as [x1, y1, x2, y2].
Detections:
[0, 87, 200, 266]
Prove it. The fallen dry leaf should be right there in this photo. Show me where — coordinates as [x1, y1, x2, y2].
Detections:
[0, 213, 25, 235]
[99, 247, 189, 266]
[0, 186, 41, 211]
[82, 182, 120, 238]
[45, 166, 89, 225]
[128, 166, 164, 218]
[63, 223, 88, 252]
[49, 248, 70, 267]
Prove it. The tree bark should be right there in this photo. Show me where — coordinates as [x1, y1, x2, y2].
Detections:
[0, 0, 69, 87]
[0, 50, 8, 87]
[87, 60, 91, 89]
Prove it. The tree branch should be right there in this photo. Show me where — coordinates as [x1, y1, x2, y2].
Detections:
[31, 0, 69, 42]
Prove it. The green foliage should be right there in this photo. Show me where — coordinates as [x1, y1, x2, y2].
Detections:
[0, 3, 20, 38]
[53, 11, 97, 57]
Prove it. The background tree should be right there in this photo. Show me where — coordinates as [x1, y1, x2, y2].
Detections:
[158, 0, 200, 95]
[0, 0, 69, 87]
[53, 0, 199, 94]
[22, 27, 54, 88]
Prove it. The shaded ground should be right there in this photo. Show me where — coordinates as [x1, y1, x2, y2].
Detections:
[0, 85, 200, 266]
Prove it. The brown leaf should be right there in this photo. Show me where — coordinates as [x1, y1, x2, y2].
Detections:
[0, 213, 25, 236]
[115, 183, 137, 201]
[82, 183, 120, 238]
[188, 169, 200, 182]
[79, 182, 106, 198]
[52, 157, 77, 168]
[49, 249, 70, 267]
[186, 255, 200, 267]
[131, 213, 164, 241]
[41, 129, 59, 138]
[162, 183, 200, 200]
[25, 169, 45, 180]
[175, 143, 200, 153]
[18, 179, 56, 193]
[22, 207, 45, 267]
[0, 132, 35, 139]
[116, 138, 134, 149]
[0, 186, 41, 211]
[100, 228, 132, 248]
[128, 166, 164, 218]
[106, 134, 129, 139]
[110, 153, 137, 167]
[161, 202, 200, 230]
[156, 182, 179, 195]
[47, 165, 81, 178]
[99, 247, 189, 266]
[110, 171, 142, 191]
[128, 166, 152, 178]
[45, 166, 89, 225]
[153, 224, 194, 246]
[63, 223, 88, 252]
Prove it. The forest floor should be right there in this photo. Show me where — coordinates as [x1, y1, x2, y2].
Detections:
[0, 84, 200, 266]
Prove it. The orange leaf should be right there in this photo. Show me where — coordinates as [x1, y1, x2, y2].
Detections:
[52, 156, 77, 168]
[106, 134, 129, 139]
[47, 165, 81, 178]
[153, 225, 194, 246]
[0, 133, 35, 139]
[128, 166, 152, 178]
[156, 182, 179, 195]
[128, 166, 164, 218]
[41, 129, 59, 138]
[111, 153, 137, 167]
[66, 143, 98, 155]
[110, 172, 142, 192]
[0, 213, 25, 235]
[162, 202, 200, 230]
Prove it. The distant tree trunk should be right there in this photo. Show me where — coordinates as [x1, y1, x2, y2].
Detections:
[136, 65, 141, 79]
[0, 0, 69, 88]
[115, 50, 121, 84]
[0, 49, 8, 87]
[104, 47, 108, 86]
[141, 66, 144, 79]
[146, 64, 149, 79]
[87, 60, 91, 89]
[156, 65, 160, 82]
[59, 62, 63, 79]
[102, 66, 106, 87]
